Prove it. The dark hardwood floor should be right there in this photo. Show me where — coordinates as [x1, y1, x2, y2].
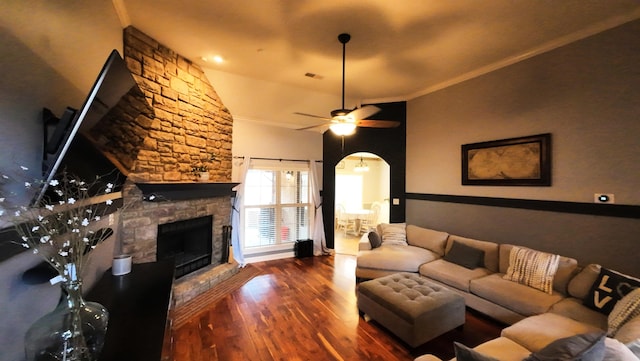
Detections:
[172, 254, 505, 361]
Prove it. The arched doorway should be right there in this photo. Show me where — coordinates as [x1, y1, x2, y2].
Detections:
[334, 152, 390, 255]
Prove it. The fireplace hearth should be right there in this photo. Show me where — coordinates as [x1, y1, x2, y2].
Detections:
[157, 215, 213, 278]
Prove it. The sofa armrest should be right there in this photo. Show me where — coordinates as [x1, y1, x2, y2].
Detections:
[358, 233, 372, 251]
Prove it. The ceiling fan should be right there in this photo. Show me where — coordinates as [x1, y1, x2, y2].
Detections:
[295, 33, 400, 135]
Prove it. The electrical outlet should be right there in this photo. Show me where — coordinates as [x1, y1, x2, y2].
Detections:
[594, 193, 615, 204]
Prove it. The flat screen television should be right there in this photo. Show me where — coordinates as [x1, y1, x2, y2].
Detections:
[32, 49, 150, 206]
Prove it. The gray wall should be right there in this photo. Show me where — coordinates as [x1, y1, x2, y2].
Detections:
[0, 3, 123, 360]
[406, 20, 640, 275]
[0, 2, 122, 206]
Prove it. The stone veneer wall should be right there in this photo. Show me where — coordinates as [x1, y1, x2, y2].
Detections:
[119, 26, 233, 183]
[119, 181, 232, 264]
[111, 27, 237, 298]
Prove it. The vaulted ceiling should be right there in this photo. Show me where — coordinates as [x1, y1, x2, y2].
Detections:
[114, 1, 640, 129]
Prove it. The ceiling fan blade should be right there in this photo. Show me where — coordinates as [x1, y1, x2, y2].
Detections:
[348, 105, 380, 120]
[356, 119, 401, 128]
[293, 112, 331, 120]
[296, 122, 331, 131]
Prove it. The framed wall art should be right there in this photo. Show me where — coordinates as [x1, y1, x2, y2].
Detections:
[462, 133, 551, 186]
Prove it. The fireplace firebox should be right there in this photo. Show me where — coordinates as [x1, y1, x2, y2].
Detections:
[157, 215, 213, 278]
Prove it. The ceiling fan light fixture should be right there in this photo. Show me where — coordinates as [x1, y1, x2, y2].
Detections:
[294, 33, 398, 133]
[329, 122, 356, 136]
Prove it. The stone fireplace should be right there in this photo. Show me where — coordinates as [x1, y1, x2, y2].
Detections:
[84, 26, 239, 305]
[157, 215, 213, 278]
[119, 182, 236, 305]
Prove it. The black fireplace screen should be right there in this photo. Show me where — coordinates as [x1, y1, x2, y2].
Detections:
[157, 215, 212, 278]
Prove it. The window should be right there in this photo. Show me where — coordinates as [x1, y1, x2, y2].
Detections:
[335, 174, 363, 211]
[243, 162, 310, 252]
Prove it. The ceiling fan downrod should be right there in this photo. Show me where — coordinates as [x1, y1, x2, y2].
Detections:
[338, 33, 350, 112]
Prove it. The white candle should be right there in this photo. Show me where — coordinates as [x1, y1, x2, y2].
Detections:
[112, 255, 132, 276]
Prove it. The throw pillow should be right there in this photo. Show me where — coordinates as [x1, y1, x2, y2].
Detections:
[625, 339, 640, 359]
[503, 246, 560, 294]
[379, 223, 408, 246]
[522, 331, 606, 361]
[603, 338, 639, 361]
[444, 240, 485, 269]
[584, 267, 640, 315]
[608, 288, 640, 337]
[616, 317, 640, 344]
[367, 231, 382, 249]
[453, 342, 499, 361]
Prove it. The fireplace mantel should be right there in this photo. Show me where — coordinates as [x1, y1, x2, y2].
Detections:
[136, 182, 239, 201]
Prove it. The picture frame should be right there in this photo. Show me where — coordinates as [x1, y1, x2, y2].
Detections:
[462, 133, 551, 186]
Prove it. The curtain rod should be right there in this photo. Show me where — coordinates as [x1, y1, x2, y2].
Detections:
[233, 156, 322, 163]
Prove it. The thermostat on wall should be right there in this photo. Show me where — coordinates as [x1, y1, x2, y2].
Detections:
[594, 193, 615, 204]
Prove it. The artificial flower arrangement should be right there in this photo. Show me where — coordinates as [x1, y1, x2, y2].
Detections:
[0, 166, 123, 360]
[0, 166, 121, 279]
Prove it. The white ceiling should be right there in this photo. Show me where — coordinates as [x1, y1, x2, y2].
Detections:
[115, 0, 640, 129]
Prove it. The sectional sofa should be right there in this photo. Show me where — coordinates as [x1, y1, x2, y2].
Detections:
[356, 223, 640, 361]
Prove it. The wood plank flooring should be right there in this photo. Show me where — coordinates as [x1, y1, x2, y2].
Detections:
[172, 255, 504, 361]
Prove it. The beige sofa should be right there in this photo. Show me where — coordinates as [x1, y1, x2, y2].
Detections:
[356, 223, 640, 361]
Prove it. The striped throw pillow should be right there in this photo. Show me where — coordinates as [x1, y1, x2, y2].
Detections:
[379, 223, 408, 246]
[608, 287, 640, 337]
[503, 246, 560, 294]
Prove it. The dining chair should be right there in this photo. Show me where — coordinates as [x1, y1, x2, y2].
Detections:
[336, 204, 357, 236]
[359, 201, 381, 234]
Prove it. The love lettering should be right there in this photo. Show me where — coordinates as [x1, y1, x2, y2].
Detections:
[592, 275, 613, 309]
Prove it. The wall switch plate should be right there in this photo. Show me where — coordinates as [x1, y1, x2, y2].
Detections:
[594, 193, 615, 204]
[392, 198, 400, 205]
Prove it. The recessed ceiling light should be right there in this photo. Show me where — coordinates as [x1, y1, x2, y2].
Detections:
[201, 55, 224, 64]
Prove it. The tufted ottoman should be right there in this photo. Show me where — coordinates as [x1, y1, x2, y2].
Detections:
[357, 272, 465, 347]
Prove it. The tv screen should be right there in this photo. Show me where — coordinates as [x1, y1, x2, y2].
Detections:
[33, 49, 151, 205]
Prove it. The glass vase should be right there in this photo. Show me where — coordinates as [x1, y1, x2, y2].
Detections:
[24, 271, 109, 361]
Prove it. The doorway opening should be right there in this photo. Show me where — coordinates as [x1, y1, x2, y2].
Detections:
[334, 152, 390, 255]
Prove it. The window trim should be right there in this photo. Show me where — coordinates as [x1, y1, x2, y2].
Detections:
[241, 161, 312, 256]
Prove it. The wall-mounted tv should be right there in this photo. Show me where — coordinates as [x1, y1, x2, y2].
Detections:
[32, 49, 150, 206]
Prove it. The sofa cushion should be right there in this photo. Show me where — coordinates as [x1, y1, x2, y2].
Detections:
[501, 313, 604, 352]
[378, 223, 408, 246]
[521, 331, 606, 361]
[569, 264, 602, 300]
[444, 240, 485, 269]
[549, 297, 608, 330]
[500, 244, 578, 295]
[503, 246, 560, 294]
[453, 342, 498, 361]
[608, 288, 640, 337]
[446, 235, 499, 273]
[466, 337, 532, 361]
[470, 273, 564, 316]
[584, 267, 640, 316]
[406, 225, 448, 256]
[357, 244, 440, 273]
[420, 259, 493, 293]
